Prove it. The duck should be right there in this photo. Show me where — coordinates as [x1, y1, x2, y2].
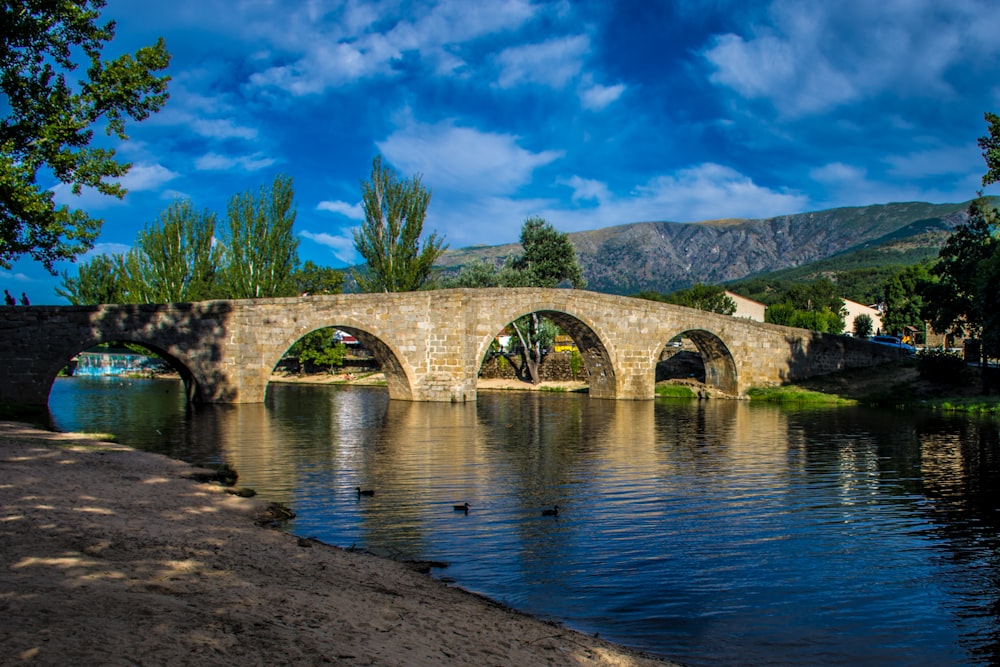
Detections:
[453, 502, 470, 513]
[356, 487, 375, 497]
[541, 505, 559, 517]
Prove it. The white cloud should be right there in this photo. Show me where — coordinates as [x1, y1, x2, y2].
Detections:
[82, 242, 132, 259]
[119, 163, 179, 191]
[300, 230, 358, 264]
[810, 162, 867, 185]
[195, 152, 277, 172]
[190, 118, 258, 140]
[423, 163, 813, 248]
[161, 189, 192, 201]
[702, 0, 1000, 115]
[626, 163, 809, 221]
[579, 81, 625, 111]
[562, 175, 610, 204]
[496, 35, 589, 89]
[0, 269, 33, 283]
[378, 119, 562, 195]
[885, 145, 983, 179]
[317, 200, 365, 220]
[248, 0, 540, 95]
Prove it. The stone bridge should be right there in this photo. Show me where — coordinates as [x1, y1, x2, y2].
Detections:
[0, 288, 904, 406]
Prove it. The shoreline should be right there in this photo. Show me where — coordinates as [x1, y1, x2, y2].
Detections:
[0, 420, 677, 666]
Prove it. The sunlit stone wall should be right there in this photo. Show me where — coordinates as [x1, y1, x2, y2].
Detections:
[0, 289, 904, 406]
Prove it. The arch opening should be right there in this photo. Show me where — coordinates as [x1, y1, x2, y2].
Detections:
[475, 308, 616, 398]
[268, 325, 411, 400]
[656, 329, 738, 396]
[53, 339, 202, 404]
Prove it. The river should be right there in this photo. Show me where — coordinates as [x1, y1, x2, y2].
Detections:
[46, 376, 1000, 666]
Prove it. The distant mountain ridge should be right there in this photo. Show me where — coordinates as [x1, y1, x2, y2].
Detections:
[434, 201, 979, 294]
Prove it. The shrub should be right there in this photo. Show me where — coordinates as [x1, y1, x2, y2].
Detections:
[918, 348, 970, 385]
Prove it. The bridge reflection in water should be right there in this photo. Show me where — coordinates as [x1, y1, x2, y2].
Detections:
[46, 378, 1000, 667]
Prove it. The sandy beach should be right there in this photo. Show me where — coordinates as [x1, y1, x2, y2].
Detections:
[0, 420, 677, 666]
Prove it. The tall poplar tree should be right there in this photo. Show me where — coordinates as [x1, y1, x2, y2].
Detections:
[353, 156, 446, 292]
[1, 0, 171, 270]
[56, 252, 124, 304]
[222, 174, 300, 299]
[115, 200, 220, 303]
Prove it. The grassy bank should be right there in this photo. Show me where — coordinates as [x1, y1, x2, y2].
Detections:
[749, 359, 1000, 413]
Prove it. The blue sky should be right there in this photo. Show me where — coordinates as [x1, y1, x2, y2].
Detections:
[8, 0, 1000, 303]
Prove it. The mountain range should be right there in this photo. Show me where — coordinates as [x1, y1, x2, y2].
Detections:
[434, 200, 982, 295]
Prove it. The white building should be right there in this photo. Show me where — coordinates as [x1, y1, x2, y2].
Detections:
[841, 299, 883, 336]
[725, 291, 767, 322]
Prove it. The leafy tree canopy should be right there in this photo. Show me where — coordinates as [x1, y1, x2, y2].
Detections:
[980, 111, 1000, 188]
[920, 197, 999, 341]
[59, 176, 326, 304]
[637, 283, 735, 315]
[353, 155, 446, 293]
[1, 0, 170, 271]
[222, 174, 300, 299]
[512, 216, 586, 289]
[293, 260, 344, 295]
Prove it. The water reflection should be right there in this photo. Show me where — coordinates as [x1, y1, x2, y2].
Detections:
[45, 378, 1000, 666]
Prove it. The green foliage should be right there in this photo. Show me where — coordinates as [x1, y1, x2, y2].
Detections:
[59, 177, 341, 305]
[655, 384, 697, 398]
[917, 348, 970, 385]
[293, 260, 344, 295]
[920, 197, 998, 345]
[512, 217, 586, 288]
[56, 252, 123, 304]
[289, 329, 348, 372]
[760, 278, 845, 333]
[353, 155, 446, 292]
[222, 174, 300, 299]
[115, 200, 220, 303]
[569, 349, 583, 378]
[444, 258, 530, 288]
[852, 313, 874, 338]
[0, 1, 171, 271]
[980, 111, 1000, 187]
[643, 283, 736, 314]
[746, 386, 856, 405]
[881, 264, 931, 335]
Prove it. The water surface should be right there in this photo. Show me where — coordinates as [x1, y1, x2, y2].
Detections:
[47, 378, 1000, 666]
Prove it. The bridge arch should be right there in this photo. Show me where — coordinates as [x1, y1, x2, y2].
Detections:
[264, 320, 416, 402]
[475, 301, 618, 399]
[658, 329, 739, 396]
[42, 336, 207, 405]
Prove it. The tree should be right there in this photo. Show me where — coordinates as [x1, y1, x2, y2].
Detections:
[445, 217, 585, 384]
[512, 217, 586, 288]
[56, 252, 124, 304]
[115, 200, 220, 303]
[293, 260, 344, 295]
[763, 278, 846, 333]
[222, 174, 300, 299]
[921, 198, 997, 340]
[660, 283, 736, 315]
[979, 111, 1000, 188]
[1, 1, 171, 271]
[288, 330, 348, 373]
[880, 264, 930, 336]
[353, 156, 446, 292]
[852, 313, 874, 339]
